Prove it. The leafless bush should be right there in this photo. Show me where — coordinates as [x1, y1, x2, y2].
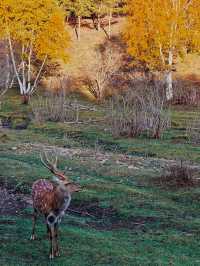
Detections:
[31, 91, 78, 123]
[85, 45, 121, 102]
[0, 44, 12, 109]
[154, 161, 200, 188]
[173, 80, 200, 106]
[146, 87, 171, 138]
[108, 92, 146, 137]
[108, 85, 171, 138]
[0, 87, 9, 109]
[0, 74, 11, 111]
[41, 75, 73, 93]
[186, 116, 200, 144]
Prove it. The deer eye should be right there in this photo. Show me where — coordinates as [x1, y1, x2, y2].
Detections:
[64, 182, 73, 187]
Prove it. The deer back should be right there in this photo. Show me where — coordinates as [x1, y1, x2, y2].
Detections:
[32, 179, 71, 216]
[32, 179, 58, 214]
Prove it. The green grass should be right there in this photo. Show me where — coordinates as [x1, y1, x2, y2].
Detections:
[1, 214, 200, 266]
[1, 93, 200, 265]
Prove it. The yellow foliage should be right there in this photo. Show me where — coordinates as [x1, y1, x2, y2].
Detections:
[35, 9, 70, 62]
[0, 0, 70, 63]
[123, 0, 200, 71]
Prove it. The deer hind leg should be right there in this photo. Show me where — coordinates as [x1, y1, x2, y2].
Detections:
[30, 208, 38, 240]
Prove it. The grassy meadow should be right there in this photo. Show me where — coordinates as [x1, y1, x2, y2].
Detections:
[0, 91, 200, 266]
[1, 1, 200, 265]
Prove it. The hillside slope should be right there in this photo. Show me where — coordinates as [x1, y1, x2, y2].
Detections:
[1, 18, 200, 94]
[61, 17, 200, 92]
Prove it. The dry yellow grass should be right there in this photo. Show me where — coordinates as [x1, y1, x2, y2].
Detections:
[43, 18, 125, 95]
[175, 53, 200, 84]
[64, 18, 124, 76]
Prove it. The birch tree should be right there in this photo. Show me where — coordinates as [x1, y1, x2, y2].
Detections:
[104, 0, 119, 38]
[0, 0, 70, 104]
[123, 0, 200, 100]
[61, 0, 92, 40]
[89, 0, 106, 31]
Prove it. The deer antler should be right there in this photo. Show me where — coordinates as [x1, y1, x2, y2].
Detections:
[40, 150, 69, 182]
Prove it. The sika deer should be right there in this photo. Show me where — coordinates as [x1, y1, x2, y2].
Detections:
[31, 151, 81, 259]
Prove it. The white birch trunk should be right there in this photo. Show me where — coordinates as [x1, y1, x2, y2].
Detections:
[165, 71, 173, 101]
[97, 14, 101, 31]
[165, 50, 173, 101]
[77, 16, 81, 41]
[8, 35, 47, 101]
[5, 43, 11, 90]
[8, 35, 24, 95]
[31, 54, 47, 93]
[108, 10, 112, 39]
[27, 43, 32, 92]
[22, 44, 26, 94]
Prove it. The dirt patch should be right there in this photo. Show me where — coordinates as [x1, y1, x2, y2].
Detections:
[153, 175, 200, 189]
[69, 199, 158, 231]
[0, 187, 29, 215]
[0, 187, 159, 231]
[70, 199, 118, 219]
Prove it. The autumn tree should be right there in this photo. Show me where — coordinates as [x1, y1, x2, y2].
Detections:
[89, 0, 106, 31]
[59, 0, 122, 38]
[0, 0, 70, 103]
[90, 0, 123, 36]
[123, 0, 200, 100]
[60, 0, 92, 40]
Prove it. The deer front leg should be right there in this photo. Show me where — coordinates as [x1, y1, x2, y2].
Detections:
[47, 224, 50, 239]
[30, 209, 37, 240]
[49, 225, 56, 259]
[54, 223, 60, 257]
[47, 213, 57, 259]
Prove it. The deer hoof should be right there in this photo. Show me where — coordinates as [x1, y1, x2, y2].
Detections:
[30, 235, 36, 240]
[49, 253, 54, 259]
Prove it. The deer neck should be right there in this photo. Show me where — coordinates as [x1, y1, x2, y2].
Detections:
[53, 185, 72, 220]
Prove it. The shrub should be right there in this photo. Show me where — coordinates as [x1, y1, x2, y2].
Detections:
[108, 84, 171, 138]
[0, 114, 30, 130]
[31, 92, 78, 123]
[85, 44, 121, 102]
[108, 92, 146, 137]
[155, 161, 200, 188]
[173, 80, 200, 106]
[186, 116, 200, 144]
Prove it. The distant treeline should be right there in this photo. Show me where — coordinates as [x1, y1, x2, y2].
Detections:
[58, 0, 126, 39]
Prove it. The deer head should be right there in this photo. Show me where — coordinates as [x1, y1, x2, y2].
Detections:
[40, 150, 81, 194]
